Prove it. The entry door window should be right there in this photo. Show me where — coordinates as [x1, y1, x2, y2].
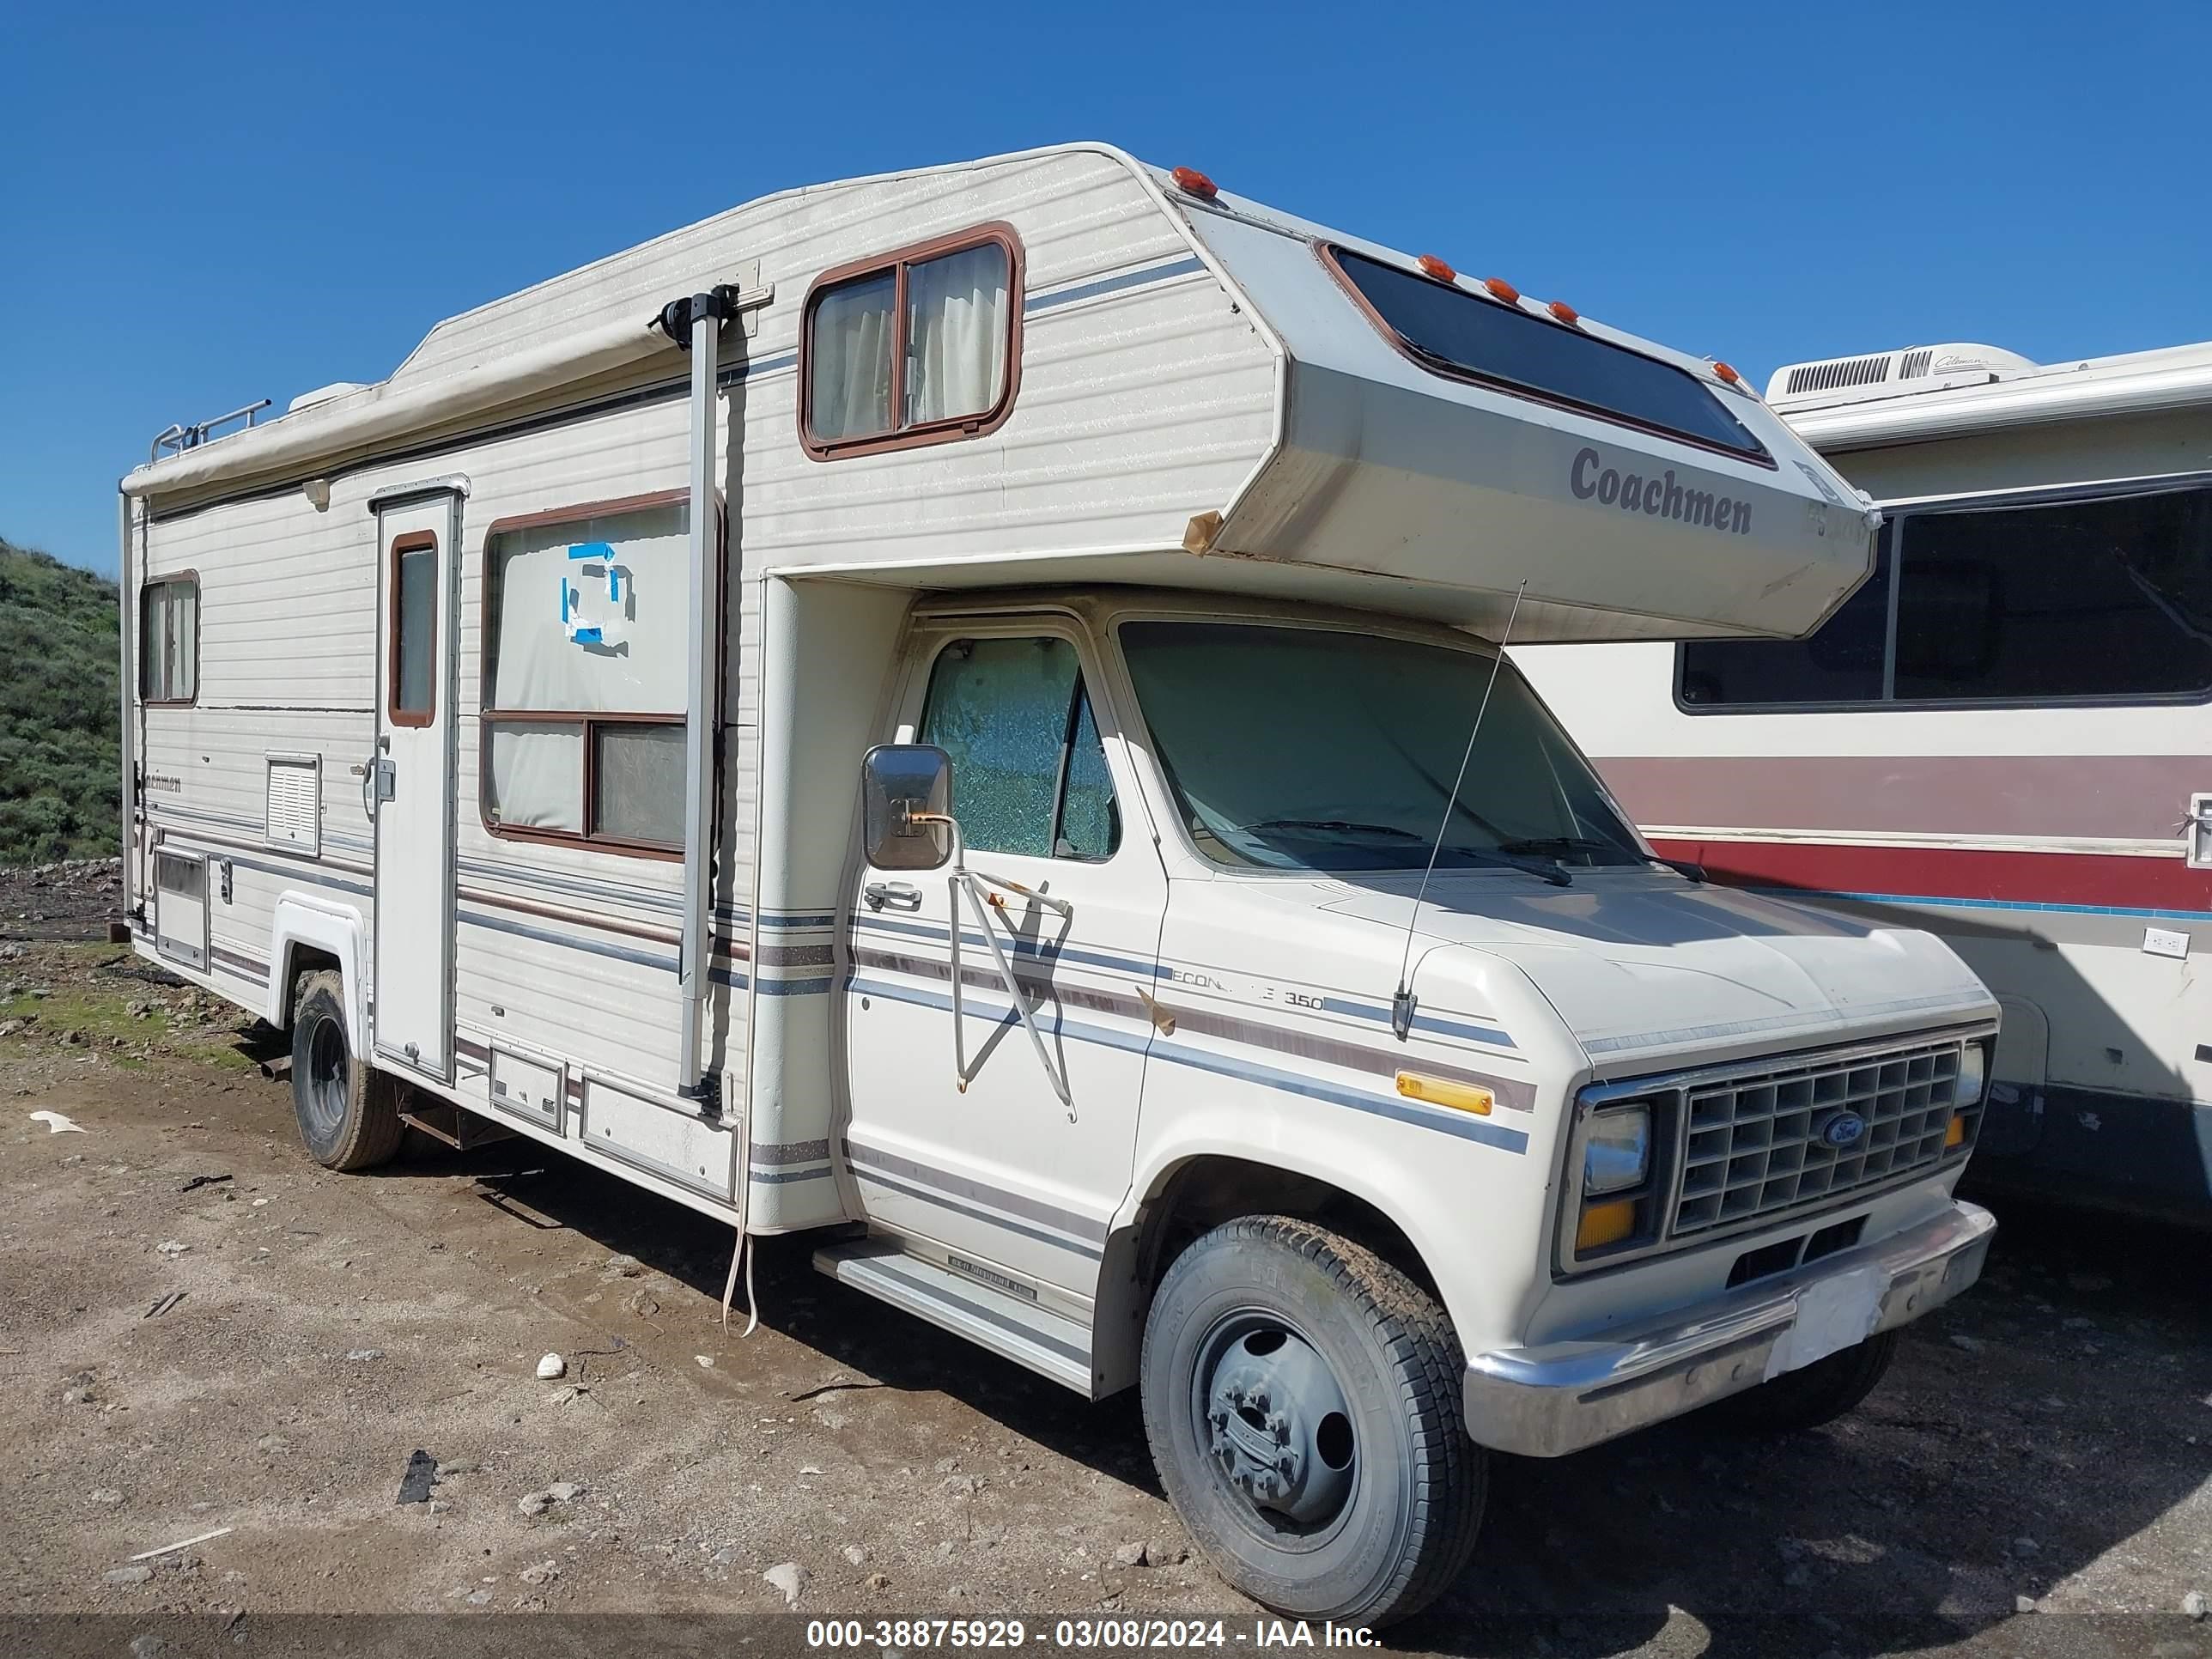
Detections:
[388, 532, 438, 726]
[916, 635, 1121, 861]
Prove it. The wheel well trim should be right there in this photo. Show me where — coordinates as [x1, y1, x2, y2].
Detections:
[268, 895, 368, 1049]
[1091, 1116, 1477, 1394]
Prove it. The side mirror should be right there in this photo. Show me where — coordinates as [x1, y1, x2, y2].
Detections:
[860, 744, 953, 871]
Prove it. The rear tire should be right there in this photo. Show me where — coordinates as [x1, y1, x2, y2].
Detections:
[289, 970, 402, 1172]
[1714, 1329, 1899, 1431]
[1140, 1215, 1484, 1627]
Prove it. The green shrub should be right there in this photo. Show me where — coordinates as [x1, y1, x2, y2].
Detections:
[0, 539, 119, 866]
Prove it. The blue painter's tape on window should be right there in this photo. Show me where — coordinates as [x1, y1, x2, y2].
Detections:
[567, 541, 616, 561]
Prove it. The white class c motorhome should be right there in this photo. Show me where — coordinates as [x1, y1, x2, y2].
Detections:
[1517, 339, 2212, 1230]
[118, 145, 1999, 1626]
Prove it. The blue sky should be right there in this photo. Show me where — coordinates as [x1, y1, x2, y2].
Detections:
[4, 1, 2208, 575]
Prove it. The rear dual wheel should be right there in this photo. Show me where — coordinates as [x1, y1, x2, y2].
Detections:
[1141, 1216, 1484, 1627]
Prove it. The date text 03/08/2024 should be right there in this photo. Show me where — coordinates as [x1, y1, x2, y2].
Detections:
[802, 1619, 1381, 1650]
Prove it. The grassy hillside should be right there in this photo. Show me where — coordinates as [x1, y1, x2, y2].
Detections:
[0, 539, 119, 866]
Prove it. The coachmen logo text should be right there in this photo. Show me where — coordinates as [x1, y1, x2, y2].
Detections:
[1571, 447, 1752, 536]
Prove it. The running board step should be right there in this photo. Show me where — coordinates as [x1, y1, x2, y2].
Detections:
[813, 1241, 1094, 1395]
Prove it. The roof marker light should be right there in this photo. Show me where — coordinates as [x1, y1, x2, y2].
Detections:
[1713, 362, 1743, 386]
[1483, 276, 1521, 304]
[1416, 253, 1457, 283]
[1170, 166, 1218, 200]
[1547, 299, 1580, 325]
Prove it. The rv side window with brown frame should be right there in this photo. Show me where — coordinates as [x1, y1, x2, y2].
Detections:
[480, 493, 699, 858]
[387, 532, 438, 726]
[1678, 477, 2212, 710]
[139, 574, 199, 705]
[800, 224, 1023, 460]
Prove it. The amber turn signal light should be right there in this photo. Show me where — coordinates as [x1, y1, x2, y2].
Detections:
[1395, 1072, 1493, 1115]
[1576, 1197, 1638, 1253]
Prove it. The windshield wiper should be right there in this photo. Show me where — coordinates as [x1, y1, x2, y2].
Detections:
[1437, 845, 1573, 887]
[1501, 836, 1685, 878]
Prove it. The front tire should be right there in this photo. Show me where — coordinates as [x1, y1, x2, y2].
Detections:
[1140, 1215, 1484, 1627]
[1713, 1328, 1899, 1431]
[289, 970, 402, 1172]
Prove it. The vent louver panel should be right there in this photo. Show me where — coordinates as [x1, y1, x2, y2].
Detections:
[265, 756, 321, 854]
[1784, 354, 1895, 395]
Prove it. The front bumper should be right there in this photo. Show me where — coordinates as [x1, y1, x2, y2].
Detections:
[1462, 1200, 1996, 1457]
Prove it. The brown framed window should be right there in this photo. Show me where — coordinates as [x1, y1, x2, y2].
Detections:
[480, 493, 696, 857]
[799, 223, 1024, 460]
[139, 574, 199, 705]
[387, 532, 439, 726]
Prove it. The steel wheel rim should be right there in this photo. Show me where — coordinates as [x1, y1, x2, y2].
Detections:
[1188, 1306, 1359, 1549]
[302, 1015, 349, 1142]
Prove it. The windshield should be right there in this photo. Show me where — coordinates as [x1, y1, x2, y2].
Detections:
[1118, 621, 1650, 874]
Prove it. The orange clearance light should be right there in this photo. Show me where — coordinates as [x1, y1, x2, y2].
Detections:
[1416, 253, 1458, 283]
[1483, 276, 1521, 304]
[1713, 361, 1743, 386]
[1547, 299, 1581, 325]
[1946, 1114, 1968, 1149]
[1576, 1198, 1638, 1253]
[1170, 166, 1218, 200]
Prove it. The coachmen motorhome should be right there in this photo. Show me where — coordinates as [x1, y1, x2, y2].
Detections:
[1518, 339, 2212, 1231]
[118, 145, 2000, 1625]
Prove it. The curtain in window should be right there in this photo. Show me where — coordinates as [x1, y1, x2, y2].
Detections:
[484, 503, 689, 840]
[810, 272, 895, 441]
[487, 724, 584, 832]
[172, 581, 197, 700]
[905, 244, 1008, 426]
[143, 586, 169, 698]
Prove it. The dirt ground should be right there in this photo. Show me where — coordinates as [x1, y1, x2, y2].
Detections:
[3, 921, 2210, 1659]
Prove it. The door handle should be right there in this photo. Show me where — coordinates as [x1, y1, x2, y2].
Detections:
[863, 880, 922, 913]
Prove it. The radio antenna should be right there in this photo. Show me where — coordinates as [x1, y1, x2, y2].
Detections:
[1390, 580, 1528, 1041]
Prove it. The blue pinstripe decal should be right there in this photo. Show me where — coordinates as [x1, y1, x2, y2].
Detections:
[1025, 256, 1206, 313]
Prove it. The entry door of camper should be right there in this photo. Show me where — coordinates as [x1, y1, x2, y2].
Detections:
[368, 488, 461, 1084]
[843, 623, 1167, 1298]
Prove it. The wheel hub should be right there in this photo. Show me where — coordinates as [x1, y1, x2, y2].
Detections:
[1201, 1325, 1355, 1526]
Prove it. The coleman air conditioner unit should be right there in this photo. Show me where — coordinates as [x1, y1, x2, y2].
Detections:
[1766, 343, 2039, 410]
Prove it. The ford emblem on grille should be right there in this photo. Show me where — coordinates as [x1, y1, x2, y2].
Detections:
[1818, 1109, 1869, 1149]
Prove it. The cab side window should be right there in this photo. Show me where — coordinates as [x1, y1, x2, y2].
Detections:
[916, 636, 1121, 861]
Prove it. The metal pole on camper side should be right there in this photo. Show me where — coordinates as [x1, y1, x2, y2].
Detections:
[676, 294, 721, 1107]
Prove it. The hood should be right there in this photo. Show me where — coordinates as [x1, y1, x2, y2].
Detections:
[1307, 868, 1995, 1074]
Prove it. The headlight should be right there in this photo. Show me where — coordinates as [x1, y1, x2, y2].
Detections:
[1954, 1042, 1989, 1107]
[1583, 1105, 1651, 1195]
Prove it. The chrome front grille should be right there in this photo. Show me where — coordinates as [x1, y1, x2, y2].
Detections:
[1669, 1037, 1970, 1238]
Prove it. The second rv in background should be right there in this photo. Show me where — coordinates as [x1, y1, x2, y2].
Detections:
[1520, 338, 2212, 1226]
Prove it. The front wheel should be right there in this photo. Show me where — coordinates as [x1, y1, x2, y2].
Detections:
[289, 970, 403, 1172]
[1140, 1216, 1484, 1627]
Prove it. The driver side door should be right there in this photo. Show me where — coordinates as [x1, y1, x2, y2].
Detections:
[841, 617, 1166, 1300]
